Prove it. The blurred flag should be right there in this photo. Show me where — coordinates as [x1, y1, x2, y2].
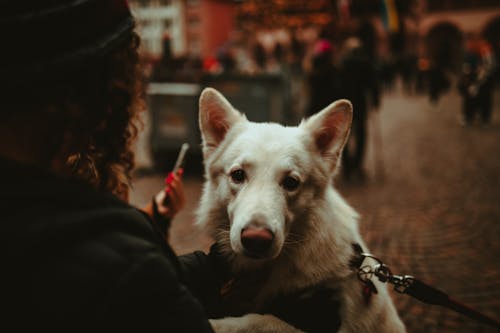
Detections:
[381, 0, 399, 32]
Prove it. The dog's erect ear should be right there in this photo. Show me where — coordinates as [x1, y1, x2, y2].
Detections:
[199, 87, 245, 157]
[302, 99, 353, 169]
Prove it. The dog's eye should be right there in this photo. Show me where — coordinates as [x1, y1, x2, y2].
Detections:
[282, 176, 300, 191]
[230, 169, 246, 184]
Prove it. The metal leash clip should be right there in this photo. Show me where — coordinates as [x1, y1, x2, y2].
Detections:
[354, 250, 500, 330]
[357, 253, 415, 294]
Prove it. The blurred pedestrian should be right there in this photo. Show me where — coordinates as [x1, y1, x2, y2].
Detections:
[401, 52, 418, 94]
[428, 62, 449, 105]
[287, 33, 307, 122]
[457, 36, 496, 126]
[289, 33, 306, 75]
[152, 33, 175, 81]
[216, 44, 236, 73]
[306, 38, 342, 117]
[252, 41, 267, 72]
[0, 1, 227, 332]
[339, 37, 381, 181]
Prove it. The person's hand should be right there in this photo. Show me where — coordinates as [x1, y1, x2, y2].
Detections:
[141, 168, 186, 220]
[154, 168, 186, 219]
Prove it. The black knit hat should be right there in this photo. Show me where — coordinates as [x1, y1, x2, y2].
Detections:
[0, 0, 134, 80]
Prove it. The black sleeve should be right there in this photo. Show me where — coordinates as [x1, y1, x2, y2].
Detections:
[135, 204, 231, 319]
[133, 201, 231, 320]
[25, 207, 216, 333]
[178, 243, 232, 318]
[151, 196, 172, 238]
[101, 251, 216, 333]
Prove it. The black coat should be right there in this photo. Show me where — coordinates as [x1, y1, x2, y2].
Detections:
[340, 47, 380, 116]
[307, 54, 342, 117]
[0, 157, 224, 332]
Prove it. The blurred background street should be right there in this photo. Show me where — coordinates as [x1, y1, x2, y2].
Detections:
[127, 0, 500, 331]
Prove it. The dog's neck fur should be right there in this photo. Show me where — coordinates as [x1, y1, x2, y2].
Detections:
[209, 183, 361, 300]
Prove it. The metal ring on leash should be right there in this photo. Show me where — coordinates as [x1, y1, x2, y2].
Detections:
[353, 249, 500, 330]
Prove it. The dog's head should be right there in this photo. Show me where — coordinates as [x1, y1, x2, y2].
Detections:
[197, 88, 352, 262]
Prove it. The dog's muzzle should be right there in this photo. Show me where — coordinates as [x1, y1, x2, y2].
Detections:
[240, 226, 275, 259]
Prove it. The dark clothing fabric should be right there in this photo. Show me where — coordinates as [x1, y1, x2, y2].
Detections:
[262, 286, 342, 333]
[340, 47, 380, 178]
[178, 243, 232, 319]
[340, 48, 380, 113]
[307, 54, 342, 117]
[428, 66, 450, 104]
[342, 113, 367, 177]
[0, 157, 221, 332]
[458, 68, 495, 124]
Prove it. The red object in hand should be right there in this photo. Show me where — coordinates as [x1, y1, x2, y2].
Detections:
[165, 172, 174, 185]
[163, 172, 174, 205]
[165, 168, 184, 185]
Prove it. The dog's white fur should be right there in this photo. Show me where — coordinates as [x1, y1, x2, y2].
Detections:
[196, 88, 406, 333]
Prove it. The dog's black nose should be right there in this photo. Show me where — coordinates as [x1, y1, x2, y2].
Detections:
[241, 227, 274, 258]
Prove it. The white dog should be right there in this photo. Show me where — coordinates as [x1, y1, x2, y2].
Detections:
[196, 88, 406, 333]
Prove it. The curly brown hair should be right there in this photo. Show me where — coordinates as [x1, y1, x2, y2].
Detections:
[64, 31, 145, 201]
[4, 30, 145, 201]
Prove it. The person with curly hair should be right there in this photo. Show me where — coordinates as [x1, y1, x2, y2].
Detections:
[0, 1, 226, 332]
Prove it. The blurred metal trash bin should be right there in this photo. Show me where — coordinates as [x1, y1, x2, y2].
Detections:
[147, 82, 202, 171]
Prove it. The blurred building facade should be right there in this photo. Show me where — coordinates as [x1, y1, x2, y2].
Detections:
[129, 1, 500, 71]
[130, 0, 186, 57]
[130, 0, 236, 59]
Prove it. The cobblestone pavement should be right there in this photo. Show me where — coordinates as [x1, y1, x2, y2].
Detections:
[130, 87, 500, 333]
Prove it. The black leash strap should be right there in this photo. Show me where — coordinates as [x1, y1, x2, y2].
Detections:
[353, 245, 500, 331]
[405, 278, 500, 330]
